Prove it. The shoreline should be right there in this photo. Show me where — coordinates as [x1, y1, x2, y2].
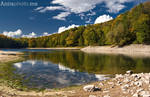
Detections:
[27, 47, 82, 50]
[2, 44, 150, 57]
[0, 69, 149, 97]
[81, 44, 150, 57]
[0, 51, 23, 63]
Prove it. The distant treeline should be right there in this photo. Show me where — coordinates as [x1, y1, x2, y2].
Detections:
[0, 2, 150, 48]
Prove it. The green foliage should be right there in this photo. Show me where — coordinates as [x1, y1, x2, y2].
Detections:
[0, 35, 27, 48]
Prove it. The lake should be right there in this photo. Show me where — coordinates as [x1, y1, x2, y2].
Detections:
[1, 49, 150, 89]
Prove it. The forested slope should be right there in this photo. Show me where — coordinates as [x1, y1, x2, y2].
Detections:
[0, 35, 27, 48]
[27, 1, 150, 47]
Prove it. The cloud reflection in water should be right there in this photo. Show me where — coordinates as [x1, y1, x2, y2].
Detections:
[13, 60, 109, 89]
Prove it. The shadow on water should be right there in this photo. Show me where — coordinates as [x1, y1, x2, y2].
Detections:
[1, 49, 150, 89]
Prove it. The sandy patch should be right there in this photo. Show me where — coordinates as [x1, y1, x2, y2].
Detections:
[0, 51, 23, 63]
[81, 44, 150, 57]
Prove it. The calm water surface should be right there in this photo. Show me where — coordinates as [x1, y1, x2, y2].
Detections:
[1, 49, 150, 89]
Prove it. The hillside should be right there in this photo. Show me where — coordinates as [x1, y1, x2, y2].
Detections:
[0, 1, 150, 48]
[0, 35, 27, 48]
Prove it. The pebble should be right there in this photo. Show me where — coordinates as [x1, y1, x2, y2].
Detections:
[121, 84, 129, 91]
[103, 95, 110, 97]
[89, 95, 97, 97]
[126, 70, 133, 75]
[83, 85, 95, 92]
[140, 91, 150, 97]
[99, 83, 104, 86]
[83, 85, 101, 92]
[132, 93, 139, 97]
[103, 90, 109, 93]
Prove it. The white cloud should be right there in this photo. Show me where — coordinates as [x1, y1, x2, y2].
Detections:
[42, 32, 52, 36]
[22, 32, 37, 38]
[58, 24, 79, 33]
[38, 6, 64, 13]
[3, 29, 22, 37]
[43, 32, 49, 36]
[87, 11, 96, 16]
[34, 6, 44, 11]
[51, 0, 135, 13]
[86, 18, 92, 24]
[36, 0, 135, 20]
[106, 1, 125, 13]
[51, 0, 102, 13]
[53, 12, 71, 20]
[94, 14, 113, 24]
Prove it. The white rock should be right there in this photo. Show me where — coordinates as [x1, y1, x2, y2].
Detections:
[99, 83, 104, 86]
[103, 95, 110, 97]
[89, 95, 97, 97]
[134, 81, 143, 87]
[132, 93, 139, 97]
[136, 88, 144, 93]
[126, 70, 133, 75]
[83, 85, 95, 92]
[108, 82, 114, 85]
[123, 78, 130, 83]
[83, 85, 101, 92]
[115, 74, 123, 79]
[143, 95, 150, 97]
[121, 84, 129, 91]
[103, 90, 109, 93]
[140, 91, 150, 97]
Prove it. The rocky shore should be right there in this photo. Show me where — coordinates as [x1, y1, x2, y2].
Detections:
[82, 71, 150, 97]
[0, 70, 149, 97]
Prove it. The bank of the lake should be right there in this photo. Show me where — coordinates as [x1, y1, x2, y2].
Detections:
[28, 47, 82, 50]
[81, 44, 150, 57]
[0, 51, 23, 63]
[0, 70, 150, 97]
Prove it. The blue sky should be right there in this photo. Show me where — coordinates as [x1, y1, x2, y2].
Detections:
[0, 0, 147, 37]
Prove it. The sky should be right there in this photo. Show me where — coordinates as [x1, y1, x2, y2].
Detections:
[0, 0, 147, 38]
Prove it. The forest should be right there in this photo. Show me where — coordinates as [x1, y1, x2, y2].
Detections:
[0, 2, 150, 48]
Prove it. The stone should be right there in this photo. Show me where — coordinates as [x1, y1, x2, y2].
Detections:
[126, 70, 133, 75]
[143, 95, 150, 97]
[136, 88, 144, 93]
[108, 82, 114, 85]
[123, 78, 130, 83]
[103, 90, 109, 93]
[134, 81, 143, 87]
[89, 95, 97, 97]
[83, 85, 101, 92]
[121, 84, 129, 91]
[140, 91, 150, 97]
[83, 85, 95, 92]
[132, 93, 139, 97]
[115, 74, 123, 79]
[103, 95, 110, 97]
[99, 83, 104, 86]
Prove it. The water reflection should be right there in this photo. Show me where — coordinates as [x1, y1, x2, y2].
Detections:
[14, 60, 109, 89]
[12, 50, 150, 89]
[26, 51, 150, 74]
